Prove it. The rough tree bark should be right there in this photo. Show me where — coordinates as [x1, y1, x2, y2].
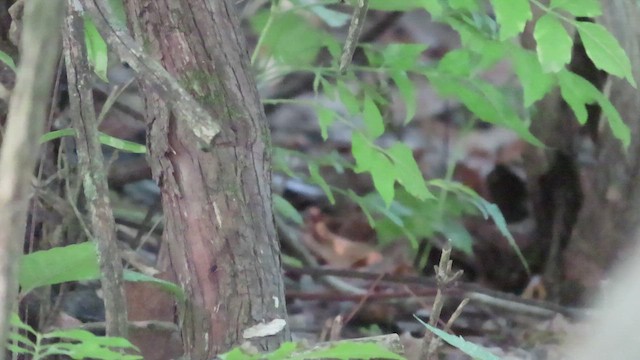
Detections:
[123, 0, 288, 357]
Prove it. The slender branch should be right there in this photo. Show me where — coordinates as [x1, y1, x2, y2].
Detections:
[0, 0, 65, 357]
[285, 266, 583, 318]
[63, 2, 128, 337]
[339, 0, 369, 73]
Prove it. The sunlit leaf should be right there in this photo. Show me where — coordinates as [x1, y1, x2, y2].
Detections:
[449, 0, 480, 12]
[251, 11, 336, 66]
[438, 49, 472, 77]
[83, 16, 109, 82]
[576, 21, 635, 86]
[387, 143, 433, 200]
[558, 70, 595, 124]
[428, 73, 544, 147]
[40, 128, 146, 153]
[512, 49, 555, 106]
[98, 133, 146, 153]
[369, 0, 434, 12]
[534, 14, 572, 73]
[302, 341, 406, 359]
[0, 49, 16, 70]
[362, 94, 384, 138]
[19, 242, 100, 293]
[550, 0, 602, 17]
[390, 71, 416, 124]
[490, 0, 532, 40]
[369, 151, 396, 206]
[381, 43, 428, 70]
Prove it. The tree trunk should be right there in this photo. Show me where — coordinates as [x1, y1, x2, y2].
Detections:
[522, 0, 640, 301]
[565, 0, 640, 281]
[124, 0, 288, 357]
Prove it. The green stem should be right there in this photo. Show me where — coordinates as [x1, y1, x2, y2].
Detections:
[251, 1, 277, 65]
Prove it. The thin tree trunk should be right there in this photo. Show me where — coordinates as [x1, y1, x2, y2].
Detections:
[0, 0, 64, 357]
[63, 2, 128, 337]
[124, 0, 288, 357]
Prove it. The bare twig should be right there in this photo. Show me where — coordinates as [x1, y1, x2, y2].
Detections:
[344, 272, 384, 325]
[444, 298, 469, 332]
[0, 0, 65, 356]
[339, 0, 369, 73]
[63, 3, 128, 337]
[77, 320, 179, 333]
[286, 266, 583, 318]
[421, 245, 463, 359]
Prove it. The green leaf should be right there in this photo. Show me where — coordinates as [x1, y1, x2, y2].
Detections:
[40, 128, 76, 143]
[369, 151, 396, 206]
[273, 194, 303, 225]
[352, 133, 397, 206]
[429, 180, 529, 272]
[387, 143, 433, 200]
[421, 0, 443, 16]
[417, 319, 501, 360]
[43, 328, 141, 359]
[558, 70, 630, 147]
[19, 242, 100, 293]
[369, 0, 433, 12]
[362, 94, 384, 138]
[490, 0, 532, 40]
[301, 342, 406, 360]
[40, 128, 146, 153]
[557, 70, 596, 124]
[597, 90, 630, 148]
[10, 313, 38, 336]
[83, 16, 109, 82]
[478, 198, 530, 273]
[428, 73, 544, 147]
[512, 49, 555, 106]
[308, 163, 336, 204]
[550, 0, 602, 17]
[381, 43, 428, 70]
[265, 342, 298, 359]
[0, 49, 16, 70]
[437, 49, 472, 77]
[337, 80, 361, 115]
[251, 11, 336, 66]
[449, 0, 480, 12]
[98, 133, 147, 153]
[351, 132, 373, 173]
[534, 14, 572, 73]
[391, 71, 416, 124]
[576, 21, 635, 86]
